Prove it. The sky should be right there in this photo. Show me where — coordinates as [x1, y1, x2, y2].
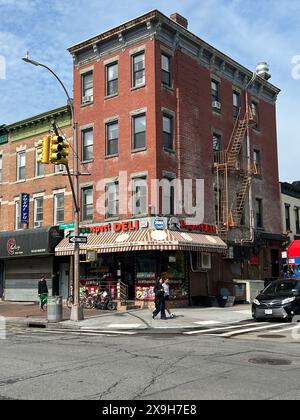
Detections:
[0, 0, 299, 182]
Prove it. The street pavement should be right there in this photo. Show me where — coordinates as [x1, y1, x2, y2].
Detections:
[0, 323, 300, 400]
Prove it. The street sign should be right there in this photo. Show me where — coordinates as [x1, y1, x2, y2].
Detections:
[69, 236, 88, 244]
[59, 223, 75, 230]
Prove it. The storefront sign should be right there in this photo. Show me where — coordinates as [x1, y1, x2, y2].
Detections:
[180, 220, 217, 234]
[20, 193, 30, 225]
[154, 218, 166, 230]
[90, 220, 140, 235]
[6, 239, 22, 257]
[249, 256, 259, 265]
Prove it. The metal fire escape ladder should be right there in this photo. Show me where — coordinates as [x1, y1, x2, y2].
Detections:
[229, 175, 252, 227]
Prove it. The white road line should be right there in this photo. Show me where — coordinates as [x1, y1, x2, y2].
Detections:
[194, 321, 222, 326]
[106, 324, 141, 329]
[263, 325, 300, 334]
[220, 323, 287, 337]
[184, 322, 262, 335]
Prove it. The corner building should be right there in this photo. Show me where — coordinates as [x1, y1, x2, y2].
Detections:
[55, 10, 284, 307]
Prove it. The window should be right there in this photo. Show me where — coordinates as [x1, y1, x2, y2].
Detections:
[15, 200, 22, 230]
[163, 114, 174, 150]
[211, 80, 220, 103]
[251, 101, 259, 129]
[255, 198, 263, 228]
[17, 151, 26, 181]
[106, 121, 119, 156]
[132, 53, 145, 88]
[253, 149, 262, 176]
[106, 62, 118, 96]
[285, 204, 291, 231]
[132, 114, 146, 150]
[161, 53, 171, 87]
[35, 147, 45, 177]
[233, 91, 240, 119]
[34, 197, 44, 228]
[106, 182, 119, 218]
[82, 72, 93, 104]
[295, 208, 300, 234]
[82, 128, 93, 162]
[0, 154, 2, 182]
[82, 187, 93, 221]
[132, 178, 148, 216]
[55, 164, 65, 174]
[54, 193, 64, 225]
[162, 179, 175, 216]
[213, 133, 221, 162]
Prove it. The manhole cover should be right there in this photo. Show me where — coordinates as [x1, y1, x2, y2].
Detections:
[258, 335, 285, 339]
[249, 358, 291, 366]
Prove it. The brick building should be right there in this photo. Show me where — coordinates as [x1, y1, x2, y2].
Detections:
[281, 182, 300, 242]
[54, 9, 284, 306]
[0, 106, 73, 300]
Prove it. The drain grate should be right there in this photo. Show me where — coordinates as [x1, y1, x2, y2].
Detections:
[249, 358, 291, 366]
[28, 323, 47, 329]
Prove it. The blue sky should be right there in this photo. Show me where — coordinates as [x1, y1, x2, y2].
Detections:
[0, 0, 299, 182]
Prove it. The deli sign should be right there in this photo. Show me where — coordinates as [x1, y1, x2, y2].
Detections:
[90, 220, 140, 235]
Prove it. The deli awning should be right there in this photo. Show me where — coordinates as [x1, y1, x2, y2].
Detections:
[55, 229, 227, 256]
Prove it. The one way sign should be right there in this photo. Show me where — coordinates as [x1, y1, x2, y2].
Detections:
[68, 236, 88, 244]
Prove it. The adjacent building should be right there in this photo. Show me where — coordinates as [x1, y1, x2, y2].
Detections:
[0, 106, 73, 300]
[281, 181, 300, 242]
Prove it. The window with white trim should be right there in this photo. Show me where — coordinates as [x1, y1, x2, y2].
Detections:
[132, 53, 145, 88]
[82, 128, 94, 162]
[34, 197, 44, 228]
[106, 182, 119, 218]
[54, 193, 64, 225]
[17, 151, 26, 181]
[82, 187, 93, 221]
[82, 72, 93, 104]
[35, 147, 45, 177]
[106, 62, 118, 96]
[132, 178, 148, 216]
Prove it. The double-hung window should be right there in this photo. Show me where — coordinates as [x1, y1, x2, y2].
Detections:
[132, 178, 148, 216]
[17, 151, 26, 181]
[82, 187, 93, 221]
[54, 193, 64, 225]
[233, 91, 240, 119]
[106, 121, 118, 157]
[132, 53, 145, 88]
[106, 62, 118, 96]
[163, 114, 174, 150]
[161, 53, 171, 87]
[82, 128, 94, 162]
[82, 72, 93, 104]
[34, 197, 44, 228]
[36, 147, 45, 177]
[132, 114, 146, 150]
[106, 182, 119, 218]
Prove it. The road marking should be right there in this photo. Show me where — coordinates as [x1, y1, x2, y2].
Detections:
[261, 325, 300, 334]
[220, 323, 287, 337]
[194, 321, 222, 326]
[184, 322, 262, 335]
[105, 324, 142, 329]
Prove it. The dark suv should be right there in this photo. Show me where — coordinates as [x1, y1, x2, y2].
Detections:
[252, 279, 300, 321]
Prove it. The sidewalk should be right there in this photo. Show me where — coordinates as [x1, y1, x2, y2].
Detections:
[0, 301, 253, 331]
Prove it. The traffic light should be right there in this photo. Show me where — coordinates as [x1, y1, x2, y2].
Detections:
[37, 135, 51, 164]
[50, 135, 69, 166]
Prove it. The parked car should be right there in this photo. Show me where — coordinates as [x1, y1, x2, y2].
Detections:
[252, 279, 300, 321]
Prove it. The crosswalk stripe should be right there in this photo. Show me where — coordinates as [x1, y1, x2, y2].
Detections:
[220, 323, 287, 337]
[184, 322, 262, 335]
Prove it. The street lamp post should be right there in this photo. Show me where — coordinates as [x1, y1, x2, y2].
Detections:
[22, 54, 83, 321]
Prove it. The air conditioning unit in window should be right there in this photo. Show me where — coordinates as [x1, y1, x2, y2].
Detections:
[82, 95, 93, 104]
[212, 101, 221, 110]
[34, 221, 43, 228]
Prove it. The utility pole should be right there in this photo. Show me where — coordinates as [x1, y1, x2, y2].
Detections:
[23, 54, 83, 321]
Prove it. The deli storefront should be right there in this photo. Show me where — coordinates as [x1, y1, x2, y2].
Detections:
[55, 218, 227, 306]
[0, 227, 63, 301]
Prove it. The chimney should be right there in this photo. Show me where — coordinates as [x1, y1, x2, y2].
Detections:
[170, 13, 188, 29]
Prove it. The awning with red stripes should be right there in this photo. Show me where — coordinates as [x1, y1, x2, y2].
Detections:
[55, 229, 227, 256]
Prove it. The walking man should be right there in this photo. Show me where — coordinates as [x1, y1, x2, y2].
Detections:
[152, 278, 167, 320]
[163, 278, 175, 319]
[38, 275, 48, 311]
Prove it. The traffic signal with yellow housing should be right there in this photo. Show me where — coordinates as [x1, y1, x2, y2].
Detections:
[37, 135, 51, 164]
[50, 135, 69, 166]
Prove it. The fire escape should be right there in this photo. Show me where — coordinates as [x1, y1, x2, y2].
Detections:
[214, 106, 256, 238]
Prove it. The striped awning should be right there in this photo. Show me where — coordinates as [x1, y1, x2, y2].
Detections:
[55, 229, 227, 256]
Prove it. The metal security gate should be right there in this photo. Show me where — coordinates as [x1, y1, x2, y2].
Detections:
[4, 257, 53, 302]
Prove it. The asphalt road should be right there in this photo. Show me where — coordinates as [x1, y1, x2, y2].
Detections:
[0, 326, 300, 400]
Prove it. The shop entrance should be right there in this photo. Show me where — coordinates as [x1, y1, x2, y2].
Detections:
[119, 255, 135, 300]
